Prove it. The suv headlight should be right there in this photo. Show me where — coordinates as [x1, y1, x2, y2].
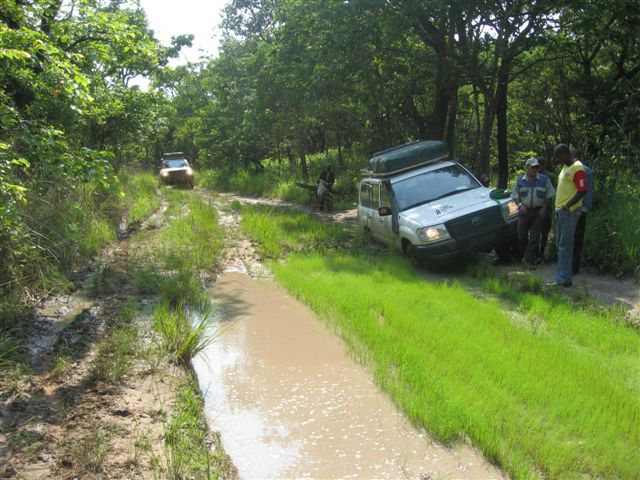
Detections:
[161, 170, 169, 177]
[417, 224, 451, 243]
[186, 167, 194, 176]
[503, 199, 518, 220]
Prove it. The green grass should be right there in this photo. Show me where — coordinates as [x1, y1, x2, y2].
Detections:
[90, 325, 139, 383]
[163, 379, 221, 479]
[73, 429, 111, 473]
[153, 302, 211, 367]
[0, 297, 28, 369]
[120, 170, 161, 223]
[242, 207, 640, 479]
[198, 148, 360, 210]
[89, 301, 140, 384]
[240, 204, 354, 260]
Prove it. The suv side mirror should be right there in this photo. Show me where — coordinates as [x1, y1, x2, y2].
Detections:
[378, 206, 392, 216]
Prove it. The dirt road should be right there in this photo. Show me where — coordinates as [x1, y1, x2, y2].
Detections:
[2, 189, 637, 479]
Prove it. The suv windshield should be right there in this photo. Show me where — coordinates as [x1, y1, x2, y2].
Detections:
[162, 159, 188, 168]
[393, 164, 480, 211]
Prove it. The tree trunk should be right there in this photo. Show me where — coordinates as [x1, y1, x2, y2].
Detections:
[427, 58, 452, 140]
[445, 84, 458, 158]
[495, 68, 509, 189]
[472, 87, 482, 173]
[478, 89, 496, 175]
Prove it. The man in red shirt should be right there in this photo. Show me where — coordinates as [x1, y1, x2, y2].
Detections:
[550, 143, 588, 287]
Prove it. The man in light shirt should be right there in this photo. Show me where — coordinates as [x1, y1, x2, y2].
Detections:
[511, 157, 555, 266]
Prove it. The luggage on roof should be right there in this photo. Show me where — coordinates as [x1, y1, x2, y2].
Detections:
[367, 140, 449, 175]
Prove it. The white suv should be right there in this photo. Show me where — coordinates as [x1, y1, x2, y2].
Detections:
[358, 141, 518, 263]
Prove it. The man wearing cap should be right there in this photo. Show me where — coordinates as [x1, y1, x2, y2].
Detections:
[550, 143, 588, 287]
[511, 157, 555, 265]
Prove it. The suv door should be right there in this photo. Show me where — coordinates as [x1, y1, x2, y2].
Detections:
[358, 181, 375, 233]
[370, 183, 394, 245]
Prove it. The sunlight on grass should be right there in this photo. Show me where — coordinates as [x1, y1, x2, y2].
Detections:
[163, 380, 215, 479]
[241, 205, 353, 260]
[270, 253, 640, 478]
[153, 302, 211, 367]
[236, 203, 640, 479]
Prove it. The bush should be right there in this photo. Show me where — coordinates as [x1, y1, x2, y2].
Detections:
[585, 192, 640, 277]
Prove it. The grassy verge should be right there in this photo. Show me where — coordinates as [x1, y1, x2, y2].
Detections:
[242, 205, 640, 479]
[0, 171, 159, 378]
[240, 204, 353, 260]
[127, 188, 228, 478]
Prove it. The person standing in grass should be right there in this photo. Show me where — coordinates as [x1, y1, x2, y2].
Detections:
[571, 148, 593, 275]
[550, 143, 588, 287]
[511, 157, 555, 266]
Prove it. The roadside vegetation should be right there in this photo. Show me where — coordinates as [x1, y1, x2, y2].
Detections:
[0, 171, 158, 369]
[241, 205, 640, 479]
[1, 179, 233, 479]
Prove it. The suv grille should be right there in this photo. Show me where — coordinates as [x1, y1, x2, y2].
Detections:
[445, 205, 504, 242]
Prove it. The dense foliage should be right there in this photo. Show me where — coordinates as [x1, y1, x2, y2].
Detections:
[0, 0, 186, 294]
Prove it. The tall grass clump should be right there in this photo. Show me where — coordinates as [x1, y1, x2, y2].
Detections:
[269, 252, 640, 479]
[153, 301, 211, 367]
[90, 324, 139, 383]
[0, 299, 26, 368]
[585, 192, 640, 277]
[24, 184, 118, 275]
[89, 301, 139, 383]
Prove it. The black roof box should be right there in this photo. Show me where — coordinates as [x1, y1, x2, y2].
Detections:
[366, 140, 449, 175]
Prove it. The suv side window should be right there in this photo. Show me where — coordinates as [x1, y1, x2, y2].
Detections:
[371, 184, 380, 209]
[360, 183, 373, 208]
[380, 185, 391, 208]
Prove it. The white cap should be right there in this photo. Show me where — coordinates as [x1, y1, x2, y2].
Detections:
[525, 157, 540, 167]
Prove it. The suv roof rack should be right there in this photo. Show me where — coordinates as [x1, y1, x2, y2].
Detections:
[162, 152, 187, 159]
[363, 140, 449, 177]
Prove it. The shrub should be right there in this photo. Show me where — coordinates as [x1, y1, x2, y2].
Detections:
[585, 192, 640, 277]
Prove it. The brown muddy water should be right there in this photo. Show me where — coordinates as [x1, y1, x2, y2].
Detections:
[192, 272, 504, 480]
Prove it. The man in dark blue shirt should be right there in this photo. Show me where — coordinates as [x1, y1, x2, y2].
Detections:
[511, 157, 556, 265]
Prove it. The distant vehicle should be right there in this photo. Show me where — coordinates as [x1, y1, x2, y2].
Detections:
[357, 140, 518, 264]
[159, 152, 194, 189]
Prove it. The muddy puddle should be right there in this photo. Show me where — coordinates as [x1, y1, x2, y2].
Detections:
[27, 291, 96, 364]
[192, 272, 504, 479]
